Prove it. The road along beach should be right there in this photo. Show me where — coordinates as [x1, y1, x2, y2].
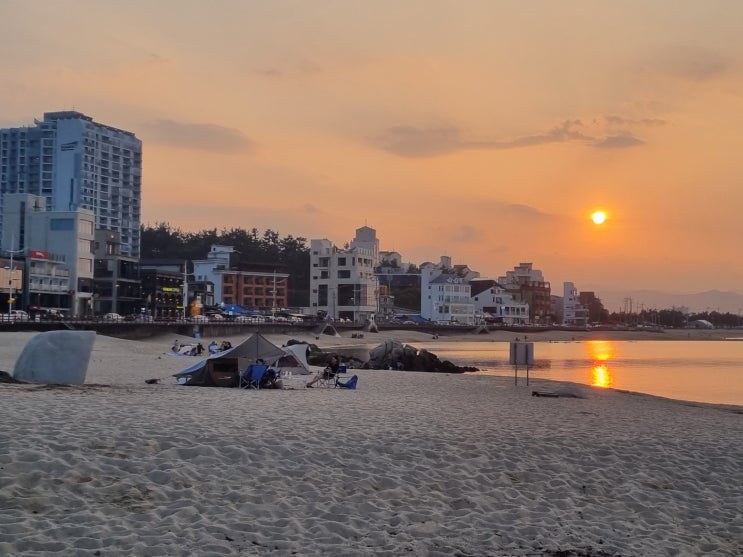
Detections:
[0, 331, 741, 556]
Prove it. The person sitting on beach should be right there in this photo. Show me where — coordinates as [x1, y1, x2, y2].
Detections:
[171, 339, 180, 353]
[220, 340, 232, 351]
[195, 342, 204, 356]
[259, 366, 284, 389]
[208, 341, 219, 354]
[306, 355, 339, 388]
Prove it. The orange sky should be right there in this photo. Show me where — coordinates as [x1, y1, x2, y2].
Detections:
[2, 1, 742, 297]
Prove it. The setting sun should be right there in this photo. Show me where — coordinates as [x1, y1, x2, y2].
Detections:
[592, 211, 607, 225]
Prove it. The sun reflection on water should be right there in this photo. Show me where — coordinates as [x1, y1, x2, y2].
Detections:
[587, 340, 615, 388]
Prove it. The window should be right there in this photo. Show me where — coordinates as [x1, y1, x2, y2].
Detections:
[50, 218, 74, 231]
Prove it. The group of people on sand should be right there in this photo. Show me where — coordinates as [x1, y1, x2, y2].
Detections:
[208, 340, 232, 354]
[171, 339, 204, 356]
[171, 339, 233, 357]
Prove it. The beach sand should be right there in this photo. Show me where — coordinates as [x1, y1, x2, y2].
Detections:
[1, 329, 742, 556]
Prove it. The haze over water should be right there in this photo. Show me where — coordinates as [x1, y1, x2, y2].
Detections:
[430, 339, 743, 406]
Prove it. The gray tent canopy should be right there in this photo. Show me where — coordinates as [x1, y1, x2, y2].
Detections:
[174, 333, 287, 387]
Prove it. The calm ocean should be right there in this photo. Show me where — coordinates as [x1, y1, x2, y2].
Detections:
[427, 339, 743, 406]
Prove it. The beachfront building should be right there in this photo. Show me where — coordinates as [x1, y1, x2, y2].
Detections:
[421, 256, 478, 324]
[192, 245, 289, 313]
[138, 268, 186, 320]
[92, 230, 141, 316]
[0, 111, 142, 257]
[562, 281, 589, 327]
[498, 262, 552, 324]
[2, 193, 93, 316]
[309, 227, 379, 323]
[470, 278, 530, 325]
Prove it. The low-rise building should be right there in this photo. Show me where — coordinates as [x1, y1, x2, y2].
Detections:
[498, 262, 551, 324]
[562, 281, 589, 326]
[193, 245, 289, 312]
[421, 256, 478, 324]
[2, 193, 94, 316]
[470, 279, 529, 325]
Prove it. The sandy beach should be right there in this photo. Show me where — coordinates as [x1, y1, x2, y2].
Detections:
[1, 329, 742, 556]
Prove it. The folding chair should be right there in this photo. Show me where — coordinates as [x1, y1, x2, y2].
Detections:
[239, 364, 268, 389]
[332, 365, 348, 387]
[315, 364, 346, 388]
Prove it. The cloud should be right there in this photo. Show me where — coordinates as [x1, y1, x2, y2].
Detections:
[371, 126, 462, 157]
[253, 58, 322, 79]
[646, 46, 729, 82]
[603, 115, 666, 127]
[372, 120, 592, 158]
[505, 203, 548, 218]
[451, 224, 484, 243]
[142, 119, 255, 152]
[594, 134, 644, 149]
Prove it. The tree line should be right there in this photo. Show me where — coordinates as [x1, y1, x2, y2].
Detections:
[140, 223, 311, 307]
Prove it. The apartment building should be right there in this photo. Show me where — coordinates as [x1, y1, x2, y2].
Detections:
[0, 111, 142, 256]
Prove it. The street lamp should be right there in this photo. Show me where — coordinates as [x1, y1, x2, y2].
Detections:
[272, 270, 277, 317]
[5, 233, 22, 317]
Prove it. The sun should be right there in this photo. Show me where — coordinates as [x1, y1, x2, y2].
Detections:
[591, 211, 607, 225]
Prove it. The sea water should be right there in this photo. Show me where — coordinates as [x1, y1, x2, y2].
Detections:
[426, 339, 743, 406]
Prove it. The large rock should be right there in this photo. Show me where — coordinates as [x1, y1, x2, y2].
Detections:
[364, 340, 477, 373]
[13, 331, 96, 385]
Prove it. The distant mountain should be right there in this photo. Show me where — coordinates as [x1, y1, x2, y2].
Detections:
[596, 289, 743, 314]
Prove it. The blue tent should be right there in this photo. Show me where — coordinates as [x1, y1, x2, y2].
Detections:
[221, 304, 254, 316]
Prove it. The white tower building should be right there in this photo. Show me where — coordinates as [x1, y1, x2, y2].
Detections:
[309, 227, 379, 323]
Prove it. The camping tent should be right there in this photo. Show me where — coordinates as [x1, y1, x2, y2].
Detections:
[276, 342, 312, 375]
[174, 333, 290, 387]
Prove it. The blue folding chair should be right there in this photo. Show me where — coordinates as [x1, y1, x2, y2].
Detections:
[240, 364, 269, 389]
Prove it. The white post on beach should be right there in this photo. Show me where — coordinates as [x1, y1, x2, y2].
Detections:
[509, 341, 534, 385]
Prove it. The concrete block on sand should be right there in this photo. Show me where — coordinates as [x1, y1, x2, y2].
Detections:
[12, 330, 96, 385]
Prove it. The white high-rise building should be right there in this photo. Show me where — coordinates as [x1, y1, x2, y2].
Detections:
[0, 111, 142, 256]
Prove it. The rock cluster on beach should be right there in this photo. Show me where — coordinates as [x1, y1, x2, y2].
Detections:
[287, 337, 478, 373]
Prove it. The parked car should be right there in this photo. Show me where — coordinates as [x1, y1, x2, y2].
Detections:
[0, 310, 30, 322]
[132, 314, 155, 322]
[101, 312, 124, 322]
[233, 315, 259, 323]
[38, 308, 64, 320]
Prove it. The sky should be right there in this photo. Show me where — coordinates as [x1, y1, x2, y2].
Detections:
[1, 1, 742, 299]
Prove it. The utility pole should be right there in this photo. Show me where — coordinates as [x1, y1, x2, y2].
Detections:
[182, 260, 188, 319]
